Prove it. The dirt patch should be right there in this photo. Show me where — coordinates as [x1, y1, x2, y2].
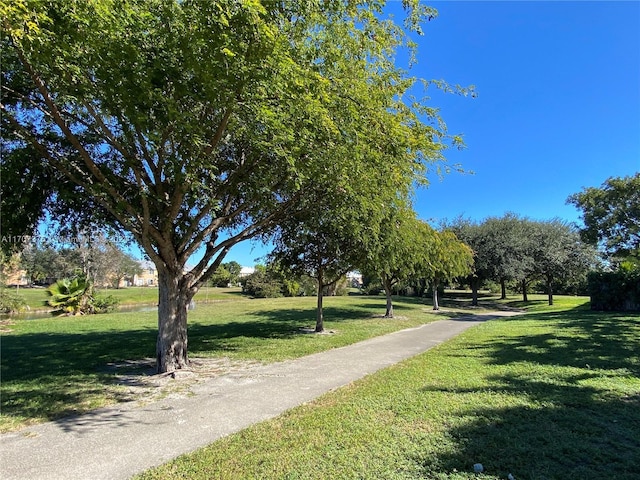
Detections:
[370, 314, 408, 320]
[297, 327, 337, 335]
[103, 357, 265, 404]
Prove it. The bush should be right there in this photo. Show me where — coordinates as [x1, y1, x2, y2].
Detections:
[326, 276, 349, 296]
[588, 269, 640, 311]
[0, 289, 28, 313]
[93, 294, 120, 314]
[242, 271, 283, 298]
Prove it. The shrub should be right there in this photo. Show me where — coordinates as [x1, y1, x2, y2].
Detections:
[588, 269, 640, 311]
[0, 289, 28, 313]
[93, 294, 120, 314]
[242, 271, 283, 298]
[45, 278, 93, 315]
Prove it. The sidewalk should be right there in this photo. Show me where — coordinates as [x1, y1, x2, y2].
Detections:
[1, 312, 518, 480]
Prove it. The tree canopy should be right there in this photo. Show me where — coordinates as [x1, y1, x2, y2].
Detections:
[360, 207, 435, 317]
[2, 0, 463, 372]
[567, 173, 640, 265]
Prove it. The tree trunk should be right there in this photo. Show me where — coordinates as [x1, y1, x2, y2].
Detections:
[500, 278, 507, 300]
[432, 280, 440, 311]
[315, 269, 324, 332]
[470, 277, 480, 306]
[156, 268, 191, 373]
[522, 279, 528, 302]
[547, 276, 554, 306]
[383, 276, 394, 318]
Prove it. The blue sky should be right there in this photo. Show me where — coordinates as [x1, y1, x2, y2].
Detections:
[409, 0, 640, 228]
[226, 1, 640, 267]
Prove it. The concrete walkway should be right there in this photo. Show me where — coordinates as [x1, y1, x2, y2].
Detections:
[0, 312, 518, 480]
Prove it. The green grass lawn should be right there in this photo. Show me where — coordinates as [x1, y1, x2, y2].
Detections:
[0, 293, 477, 432]
[7, 285, 244, 311]
[136, 297, 640, 480]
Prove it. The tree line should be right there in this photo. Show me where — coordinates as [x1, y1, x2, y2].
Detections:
[2, 235, 142, 288]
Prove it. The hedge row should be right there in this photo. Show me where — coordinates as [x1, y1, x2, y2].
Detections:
[588, 270, 640, 311]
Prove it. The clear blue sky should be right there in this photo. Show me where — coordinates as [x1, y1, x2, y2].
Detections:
[228, 1, 640, 267]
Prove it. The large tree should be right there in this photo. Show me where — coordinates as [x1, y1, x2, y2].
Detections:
[2, 0, 459, 372]
[447, 215, 531, 305]
[567, 173, 640, 265]
[479, 213, 534, 300]
[446, 218, 489, 306]
[527, 219, 595, 306]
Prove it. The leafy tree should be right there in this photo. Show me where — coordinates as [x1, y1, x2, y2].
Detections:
[3, 0, 462, 372]
[445, 218, 489, 306]
[361, 208, 434, 318]
[224, 261, 242, 285]
[479, 214, 534, 300]
[20, 243, 65, 285]
[269, 177, 387, 331]
[527, 220, 595, 306]
[209, 265, 232, 288]
[448, 214, 537, 303]
[106, 245, 143, 288]
[427, 230, 474, 310]
[270, 225, 355, 332]
[567, 173, 640, 265]
[45, 277, 93, 315]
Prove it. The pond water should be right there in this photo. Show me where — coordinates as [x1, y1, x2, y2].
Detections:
[0, 303, 158, 322]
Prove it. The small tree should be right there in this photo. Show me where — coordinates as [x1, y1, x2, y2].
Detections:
[45, 277, 93, 315]
[224, 261, 242, 286]
[107, 245, 143, 288]
[361, 209, 434, 318]
[427, 230, 474, 310]
[269, 191, 369, 332]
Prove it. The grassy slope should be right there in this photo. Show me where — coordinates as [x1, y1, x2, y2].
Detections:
[1, 294, 473, 432]
[137, 297, 640, 480]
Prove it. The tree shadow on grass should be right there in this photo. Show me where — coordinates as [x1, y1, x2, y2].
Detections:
[413, 310, 640, 479]
[0, 327, 158, 425]
[417, 387, 639, 479]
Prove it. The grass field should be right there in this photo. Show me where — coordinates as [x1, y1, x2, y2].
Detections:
[135, 296, 640, 480]
[0, 292, 480, 432]
[4, 293, 638, 478]
[5, 285, 244, 311]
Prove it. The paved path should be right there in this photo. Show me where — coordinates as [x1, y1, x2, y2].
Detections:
[0, 312, 519, 480]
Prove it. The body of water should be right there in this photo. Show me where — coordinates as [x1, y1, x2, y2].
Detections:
[0, 303, 159, 322]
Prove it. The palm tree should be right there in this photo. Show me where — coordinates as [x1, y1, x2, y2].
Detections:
[45, 278, 93, 315]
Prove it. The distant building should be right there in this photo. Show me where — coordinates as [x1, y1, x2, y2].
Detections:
[346, 271, 363, 287]
[132, 261, 158, 286]
[3, 268, 28, 287]
[239, 266, 255, 278]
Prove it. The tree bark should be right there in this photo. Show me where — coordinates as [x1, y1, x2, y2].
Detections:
[500, 278, 507, 300]
[470, 277, 480, 306]
[383, 276, 394, 318]
[156, 268, 191, 373]
[432, 280, 440, 311]
[547, 276, 554, 306]
[522, 279, 528, 302]
[315, 269, 324, 333]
